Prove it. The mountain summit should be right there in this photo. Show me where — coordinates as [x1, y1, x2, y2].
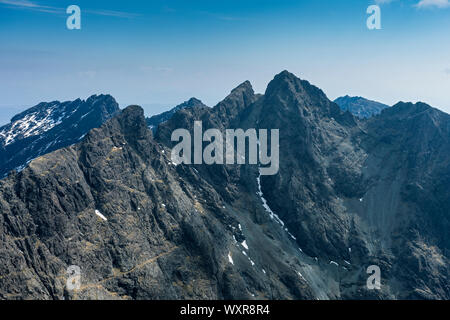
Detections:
[146, 97, 207, 133]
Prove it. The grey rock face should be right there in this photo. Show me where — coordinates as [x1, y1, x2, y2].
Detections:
[334, 95, 389, 119]
[158, 71, 450, 299]
[146, 98, 207, 134]
[0, 105, 316, 300]
[0, 71, 448, 300]
[0, 95, 120, 178]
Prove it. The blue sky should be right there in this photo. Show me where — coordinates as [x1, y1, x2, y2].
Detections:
[1, 0, 450, 124]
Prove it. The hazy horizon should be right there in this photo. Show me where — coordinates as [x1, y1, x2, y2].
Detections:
[0, 70, 448, 126]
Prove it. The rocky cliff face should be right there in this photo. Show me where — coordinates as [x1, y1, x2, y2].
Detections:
[0, 71, 448, 300]
[0, 95, 120, 178]
[146, 98, 207, 134]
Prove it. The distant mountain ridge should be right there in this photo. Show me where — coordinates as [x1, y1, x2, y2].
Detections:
[146, 97, 207, 133]
[334, 95, 389, 118]
[0, 94, 120, 178]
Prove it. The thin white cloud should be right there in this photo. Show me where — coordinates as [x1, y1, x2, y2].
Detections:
[374, 0, 450, 9]
[0, 0, 139, 18]
[84, 9, 140, 19]
[375, 0, 397, 4]
[0, 0, 39, 8]
[140, 66, 174, 73]
[197, 10, 248, 22]
[77, 71, 97, 79]
[0, 0, 63, 14]
[416, 0, 450, 8]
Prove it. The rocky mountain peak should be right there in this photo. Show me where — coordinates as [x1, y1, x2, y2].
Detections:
[258, 70, 345, 124]
[264, 70, 329, 108]
[85, 94, 121, 121]
[264, 70, 296, 95]
[118, 105, 148, 136]
[211, 80, 258, 127]
[264, 70, 310, 95]
[370, 101, 450, 145]
[230, 80, 254, 94]
[146, 97, 208, 134]
[86, 94, 113, 103]
[185, 97, 204, 106]
[218, 80, 256, 109]
[386, 101, 432, 118]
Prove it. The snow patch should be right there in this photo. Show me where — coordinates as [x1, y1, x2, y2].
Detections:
[297, 271, 306, 281]
[95, 209, 107, 221]
[241, 240, 249, 250]
[330, 261, 339, 267]
[256, 169, 285, 227]
[0, 104, 67, 146]
[228, 252, 234, 265]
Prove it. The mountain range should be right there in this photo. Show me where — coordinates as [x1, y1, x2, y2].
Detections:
[0, 93, 386, 179]
[0, 71, 448, 300]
